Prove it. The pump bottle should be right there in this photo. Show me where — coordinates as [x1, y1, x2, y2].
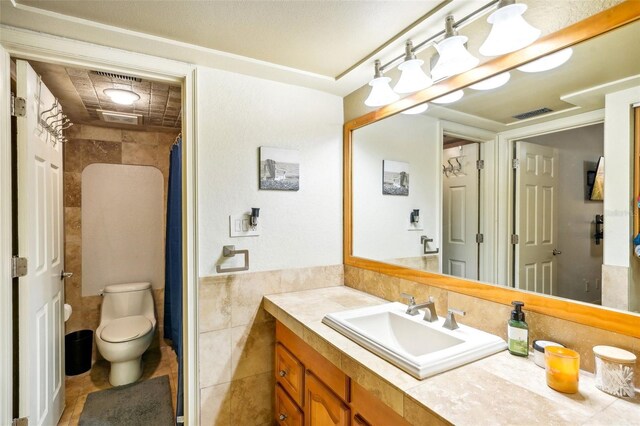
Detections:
[508, 301, 529, 356]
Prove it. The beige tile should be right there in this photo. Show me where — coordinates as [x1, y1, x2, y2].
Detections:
[403, 395, 451, 426]
[63, 140, 83, 173]
[583, 395, 640, 425]
[230, 372, 274, 426]
[446, 291, 511, 340]
[64, 172, 81, 208]
[199, 276, 232, 333]
[279, 264, 343, 293]
[64, 207, 82, 245]
[231, 320, 275, 381]
[343, 265, 362, 287]
[68, 125, 122, 142]
[121, 143, 158, 166]
[122, 130, 158, 145]
[68, 393, 87, 426]
[230, 271, 281, 327]
[302, 325, 341, 368]
[199, 329, 232, 387]
[81, 140, 122, 169]
[200, 383, 232, 426]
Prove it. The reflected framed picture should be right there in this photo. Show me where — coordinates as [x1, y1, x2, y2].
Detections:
[259, 147, 300, 191]
[382, 160, 409, 196]
[590, 156, 604, 201]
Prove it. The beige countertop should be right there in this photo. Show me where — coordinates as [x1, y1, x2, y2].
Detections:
[263, 286, 640, 426]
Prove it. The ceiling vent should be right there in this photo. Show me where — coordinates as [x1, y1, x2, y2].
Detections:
[97, 110, 144, 126]
[512, 107, 553, 120]
[91, 71, 142, 83]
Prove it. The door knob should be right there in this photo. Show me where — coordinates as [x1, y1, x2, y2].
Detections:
[552, 249, 562, 256]
[278, 413, 288, 421]
[60, 271, 73, 280]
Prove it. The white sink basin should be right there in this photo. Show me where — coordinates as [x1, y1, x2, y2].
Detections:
[322, 302, 507, 379]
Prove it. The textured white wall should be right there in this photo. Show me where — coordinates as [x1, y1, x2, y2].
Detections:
[196, 67, 343, 276]
[82, 164, 164, 296]
[352, 114, 441, 261]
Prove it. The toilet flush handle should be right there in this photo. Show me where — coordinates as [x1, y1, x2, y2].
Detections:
[60, 271, 73, 280]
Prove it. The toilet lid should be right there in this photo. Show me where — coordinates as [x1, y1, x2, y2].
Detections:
[101, 316, 153, 343]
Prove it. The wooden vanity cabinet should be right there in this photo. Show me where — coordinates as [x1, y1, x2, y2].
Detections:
[275, 321, 413, 426]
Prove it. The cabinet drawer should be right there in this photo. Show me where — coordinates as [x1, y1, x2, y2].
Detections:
[276, 342, 305, 406]
[276, 383, 304, 426]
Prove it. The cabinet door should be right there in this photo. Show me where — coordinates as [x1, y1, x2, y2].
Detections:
[276, 343, 305, 406]
[276, 384, 304, 426]
[305, 372, 350, 426]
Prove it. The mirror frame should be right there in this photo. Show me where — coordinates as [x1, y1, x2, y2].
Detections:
[344, 1, 640, 338]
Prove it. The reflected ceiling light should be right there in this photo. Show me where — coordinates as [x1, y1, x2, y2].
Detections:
[432, 90, 464, 104]
[479, 0, 541, 57]
[394, 41, 432, 94]
[469, 72, 511, 90]
[431, 15, 479, 82]
[517, 48, 574, 73]
[103, 88, 140, 105]
[364, 60, 400, 107]
[401, 104, 429, 115]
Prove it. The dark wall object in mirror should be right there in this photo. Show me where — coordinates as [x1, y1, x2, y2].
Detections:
[590, 156, 604, 201]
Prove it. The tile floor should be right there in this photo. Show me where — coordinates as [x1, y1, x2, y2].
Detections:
[57, 346, 178, 426]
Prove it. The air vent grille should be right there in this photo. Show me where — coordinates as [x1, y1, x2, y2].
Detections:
[91, 71, 142, 82]
[512, 107, 553, 120]
[97, 110, 143, 125]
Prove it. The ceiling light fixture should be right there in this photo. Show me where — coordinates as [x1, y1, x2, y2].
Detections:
[394, 41, 432, 94]
[364, 60, 400, 107]
[103, 88, 140, 105]
[469, 72, 511, 90]
[431, 15, 479, 82]
[401, 104, 429, 115]
[479, 0, 541, 57]
[517, 48, 574, 73]
[432, 90, 465, 104]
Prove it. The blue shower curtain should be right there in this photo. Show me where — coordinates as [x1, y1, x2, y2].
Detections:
[164, 136, 183, 422]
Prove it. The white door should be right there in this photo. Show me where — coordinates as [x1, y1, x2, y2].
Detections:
[16, 60, 65, 426]
[442, 143, 480, 279]
[514, 141, 558, 295]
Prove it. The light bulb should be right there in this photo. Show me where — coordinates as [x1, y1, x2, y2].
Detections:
[469, 72, 511, 90]
[394, 59, 432, 94]
[364, 76, 399, 107]
[402, 104, 429, 115]
[103, 89, 140, 105]
[517, 48, 573, 73]
[431, 35, 479, 81]
[479, 3, 541, 57]
[432, 90, 464, 104]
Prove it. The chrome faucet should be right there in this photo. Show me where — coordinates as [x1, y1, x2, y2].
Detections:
[443, 308, 466, 330]
[401, 293, 438, 320]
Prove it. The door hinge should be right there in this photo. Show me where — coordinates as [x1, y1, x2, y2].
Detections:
[11, 95, 26, 117]
[12, 417, 28, 426]
[511, 234, 519, 244]
[512, 159, 520, 169]
[476, 233, 484, 243]
[476, 160, 484, 170]
[11, 256, 28, 278]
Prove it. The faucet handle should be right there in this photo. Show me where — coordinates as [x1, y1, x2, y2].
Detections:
[443, 308, 466, 330]
[400, 293, 416, 305]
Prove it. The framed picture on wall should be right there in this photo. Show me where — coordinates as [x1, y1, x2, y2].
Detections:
[382, 160, 409, 196]
[259, 147, 300, 191]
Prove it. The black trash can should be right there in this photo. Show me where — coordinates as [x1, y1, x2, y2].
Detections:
[65, 330, 93, 376]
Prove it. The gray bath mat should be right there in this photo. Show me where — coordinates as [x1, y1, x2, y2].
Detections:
[79, 375, 173, 426]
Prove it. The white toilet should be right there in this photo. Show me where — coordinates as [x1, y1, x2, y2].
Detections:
[96, 282, 156, 386]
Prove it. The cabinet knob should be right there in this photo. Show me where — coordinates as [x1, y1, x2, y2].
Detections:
[279, 413, 288, 421]
[279, 370, 287, 377]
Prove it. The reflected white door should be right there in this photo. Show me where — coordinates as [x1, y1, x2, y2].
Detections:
[514, 141, 558, 295]
[442, 143, 479, 279]
[16, 60, 64, 425]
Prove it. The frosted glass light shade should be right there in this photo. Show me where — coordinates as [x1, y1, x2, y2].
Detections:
[479, 3, 541, 57]
[401, 104, 429, 115]
[103, 88, 140, 105]
[394, 59, 432, 94]
[469, 72, 511, 90]
[431, 35, 479, 81]
[432, 90, 464, 104]
[517, 48, 573, 73]
[364, 76, 399, 107]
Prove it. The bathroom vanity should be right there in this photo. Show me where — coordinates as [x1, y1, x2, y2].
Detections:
[266, 286, 640, 425]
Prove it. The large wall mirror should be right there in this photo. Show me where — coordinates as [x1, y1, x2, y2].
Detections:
[345, 2, 640, 338]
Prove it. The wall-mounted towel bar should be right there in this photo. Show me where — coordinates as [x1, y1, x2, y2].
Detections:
[420, 235, 439, 255]
[216, 245, 250, 273]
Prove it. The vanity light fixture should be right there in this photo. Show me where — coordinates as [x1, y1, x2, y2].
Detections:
[394, 41, 432, 94]
[364, 60, 400, 107]
[469, 72, 511, 90]
[517, 48, 574, 73]
[103, 88, 140, 105]
[401, 104, 429, 115]
[479, 0, 541, 57]
[250, 207, 260, 230]
[431, 15, 479, 82]
[432, 90, 464, 104]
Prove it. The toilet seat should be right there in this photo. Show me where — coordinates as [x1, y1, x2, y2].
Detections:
[100, 315, 152, 343]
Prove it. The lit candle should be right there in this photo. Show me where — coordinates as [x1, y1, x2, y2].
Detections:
[545, 346, 580, 394]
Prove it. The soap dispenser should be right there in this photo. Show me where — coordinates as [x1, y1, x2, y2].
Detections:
[508, 301, 529, 357]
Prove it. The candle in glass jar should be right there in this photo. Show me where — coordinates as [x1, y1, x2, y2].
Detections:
[545, 346, 580, 394]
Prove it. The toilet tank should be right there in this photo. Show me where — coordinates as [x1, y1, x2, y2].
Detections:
[101, 282, 155, 322]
